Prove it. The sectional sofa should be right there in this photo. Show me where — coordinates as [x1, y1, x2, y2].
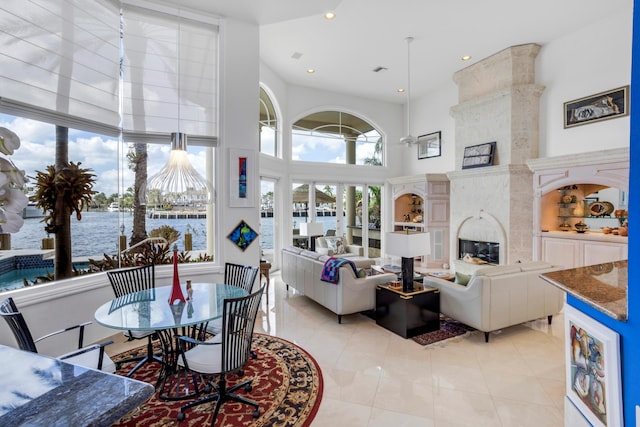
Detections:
[424, 261, 565, 342]
[281, 246, 396, 323]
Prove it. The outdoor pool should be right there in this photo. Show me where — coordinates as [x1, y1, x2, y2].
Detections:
[0, 263, 90, 292]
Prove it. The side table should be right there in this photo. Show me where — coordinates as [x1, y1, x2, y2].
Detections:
[375, 282, 440, 338]
[260, 260, 272, 306]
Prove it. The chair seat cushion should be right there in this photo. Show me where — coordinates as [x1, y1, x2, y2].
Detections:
[206, 318, 222, 335]
[60, 347, 116, 373]
[177, 338, 222, 374]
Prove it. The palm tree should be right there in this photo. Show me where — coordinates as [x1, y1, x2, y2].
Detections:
[127, 144, 148, 247]
[31, 128, 96, 281]
[54, 126, 72, 279]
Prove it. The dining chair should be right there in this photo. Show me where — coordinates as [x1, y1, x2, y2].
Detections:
[0, 297, 116, 372]
[107, 263, 162, 376]
[224, 262, 260, 293]
[176, 285, 265, 424]
[207, 263, 260, 358]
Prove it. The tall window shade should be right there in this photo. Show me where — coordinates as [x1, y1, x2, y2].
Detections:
[0, 0, 120, 135]
[121, 5, 219, 139]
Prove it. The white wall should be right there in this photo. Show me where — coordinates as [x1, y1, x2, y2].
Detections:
[401, 7, 632, 175]
[538, 7, 632, 157]
[404, 84, 457, 174]
[218, 18, 262, 266]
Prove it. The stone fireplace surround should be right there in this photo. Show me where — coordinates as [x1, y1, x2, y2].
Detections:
[448, 44, 543, 265]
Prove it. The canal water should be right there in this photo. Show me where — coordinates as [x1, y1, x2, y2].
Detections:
[12, 212, 338, 259]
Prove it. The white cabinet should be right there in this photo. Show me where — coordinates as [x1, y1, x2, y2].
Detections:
[583, 240, 627, 266]
[542, 238, 581, 269]
[389, 174, 450, 268]
[541, 235, 627, 268]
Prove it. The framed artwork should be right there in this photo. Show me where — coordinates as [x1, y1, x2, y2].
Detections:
[462, 141, 496, 169]
[417, 131, 441, 159]
[565, 305, 623, 427]
[227, 220, 258, 252]
[229, 148, 256, 207]
[564, 85, 629, 128]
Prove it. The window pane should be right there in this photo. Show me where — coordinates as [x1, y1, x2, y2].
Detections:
[3, 113, 122, 258]
[2, 113, 215, 259]
[259, 87, 278, 157]
[292, 111, 382, 165]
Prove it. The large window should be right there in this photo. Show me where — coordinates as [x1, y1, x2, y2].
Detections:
[4, 113, 214, 258]
[259, 87, 278, 157]
[0, 2, 219, 263]
[292, 111, 382, 165]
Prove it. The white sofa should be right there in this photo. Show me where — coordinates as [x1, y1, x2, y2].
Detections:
[423, 261, 565, 342]
[282, 246, 396, 323]
[314, 236, 363, 257]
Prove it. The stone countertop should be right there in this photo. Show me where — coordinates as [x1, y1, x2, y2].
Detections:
[0, 345, 154, 426]
[541, 230, 628, 243]
[540, 260, 627, 321]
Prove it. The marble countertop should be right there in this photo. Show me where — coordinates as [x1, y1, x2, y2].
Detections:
[540, 260, 627, 321]
[541, 230, 628, 243]
[0, 345, 154, 426]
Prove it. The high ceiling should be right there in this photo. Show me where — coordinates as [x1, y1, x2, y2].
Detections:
[181, 0, 631, 104]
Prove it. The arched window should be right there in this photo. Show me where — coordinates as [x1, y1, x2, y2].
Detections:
[292, 111, 382, 166]
[259, 87, 278, 157]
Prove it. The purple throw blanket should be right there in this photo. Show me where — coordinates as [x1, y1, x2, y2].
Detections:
[321, 257, 358, 284]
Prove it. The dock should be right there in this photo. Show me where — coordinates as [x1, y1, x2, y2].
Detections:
[148, 210, 207, 219]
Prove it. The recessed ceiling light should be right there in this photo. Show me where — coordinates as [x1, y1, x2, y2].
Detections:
[324, 11, 336, 20]
[397, 88, 405, 93]
[307, 69, 315, 74]
[461, 55, 472, 61]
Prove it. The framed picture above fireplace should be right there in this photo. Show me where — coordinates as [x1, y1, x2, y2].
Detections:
[462, 141, 496, 169]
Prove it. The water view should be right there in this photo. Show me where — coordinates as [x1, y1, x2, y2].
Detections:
[12, 212, 338, 259]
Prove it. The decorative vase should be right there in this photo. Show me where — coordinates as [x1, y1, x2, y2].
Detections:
[168, 246, 185, 305]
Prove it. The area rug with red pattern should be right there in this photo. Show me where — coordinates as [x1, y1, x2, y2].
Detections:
[112, 334, 323, 426]
[411, 316, 477, 346]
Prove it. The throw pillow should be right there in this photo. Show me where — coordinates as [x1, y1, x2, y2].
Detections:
[357, 268, 367, 278]
[454, 271, 471, 286]
[325, 237, 346, 254]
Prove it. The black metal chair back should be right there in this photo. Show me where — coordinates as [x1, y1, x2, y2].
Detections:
[224, 263, 259, 293]
[220, 285, 264, 374]
[107, 263, 155, 298]
[0, 297, 37, 353]
[106, 263, 162, 376]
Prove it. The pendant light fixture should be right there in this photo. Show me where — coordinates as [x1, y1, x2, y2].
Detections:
[147, 132, 209, 208]
[399, 36, 417, 146]
[147, 8, 209, 210]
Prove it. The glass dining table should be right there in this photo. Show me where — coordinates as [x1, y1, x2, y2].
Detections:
[94, 282, 248, 400]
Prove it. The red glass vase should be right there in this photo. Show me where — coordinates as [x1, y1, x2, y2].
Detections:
[168, 247, 185, 305]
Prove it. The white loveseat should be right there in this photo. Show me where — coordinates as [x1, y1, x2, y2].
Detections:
[314, 236, 363, 257]
[282, 246, 396, 323]
[423, 261, 565, 342]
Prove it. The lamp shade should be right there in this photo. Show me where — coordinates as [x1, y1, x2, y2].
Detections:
[299, 222, 324, 236]
[386, 231, 430, 258]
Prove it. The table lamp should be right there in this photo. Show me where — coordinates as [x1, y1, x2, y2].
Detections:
[300, 222, 324, 251]
[385, 231, 430, 292]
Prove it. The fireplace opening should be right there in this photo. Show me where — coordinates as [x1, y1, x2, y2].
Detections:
[459, 239, 500, 264]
